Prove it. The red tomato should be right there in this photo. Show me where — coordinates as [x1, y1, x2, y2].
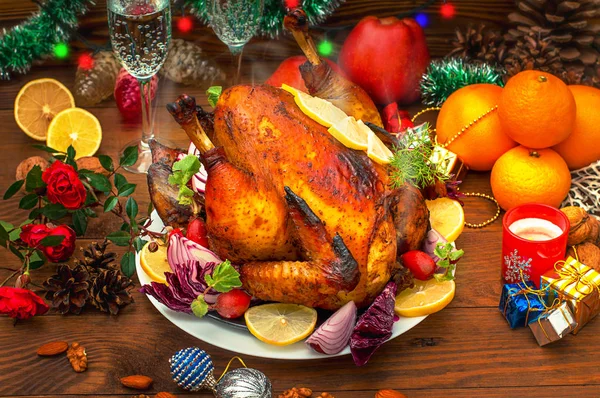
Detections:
[400, 250, 436, 280]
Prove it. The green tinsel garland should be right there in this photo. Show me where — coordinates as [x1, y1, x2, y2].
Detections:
[0, 0, 93, 80]
[185, 0, 343, 38]
[420, 58, 505, 107]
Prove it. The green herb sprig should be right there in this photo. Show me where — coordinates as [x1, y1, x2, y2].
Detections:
[389, 123, 449, 189]
[434, 242, 464, 282]
[191, 260, 242, 318]
[168, 155, 201, 206]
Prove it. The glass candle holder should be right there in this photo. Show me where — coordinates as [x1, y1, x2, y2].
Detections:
[502, 203, 570, 287]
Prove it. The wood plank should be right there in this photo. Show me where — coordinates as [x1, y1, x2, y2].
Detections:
[2, 306, 600, 396]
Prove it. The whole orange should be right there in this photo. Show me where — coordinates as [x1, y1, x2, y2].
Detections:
[436, 84, 516, 171]
[498, 71, 576, 148]
[491, 146, 571, 211]
[552, 85, 600, 169]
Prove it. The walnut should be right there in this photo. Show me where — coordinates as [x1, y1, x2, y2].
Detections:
[76, 156, 110, 176]
[568, 242, 600, 272]
[278, 387, 313, 398]
[316, 393, 335, 398]
[15, 156, 49, 181]
[132, 395, 150, 398]
[66, 342, 87, 372]
[561, 206, 598, 246]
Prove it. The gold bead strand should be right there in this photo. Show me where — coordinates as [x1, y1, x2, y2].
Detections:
[439, 105, 499, 149]
[461, 192, 501, 228]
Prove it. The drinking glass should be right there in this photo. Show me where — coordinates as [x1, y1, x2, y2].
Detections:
[108, 0, 171, 173]
[206, 0, 264, 84]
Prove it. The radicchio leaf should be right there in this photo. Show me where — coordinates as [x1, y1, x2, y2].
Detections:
[350, 282, 398, 366]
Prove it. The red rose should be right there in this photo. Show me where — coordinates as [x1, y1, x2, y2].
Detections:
[0, 287, 49, 319]
[20, 224, 50, 248]
[42, 161, 87, 210]
[42, 225, 76, 263]
[382, 103, 414, 134]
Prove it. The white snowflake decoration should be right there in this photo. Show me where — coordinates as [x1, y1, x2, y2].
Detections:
[562, 159, 600, 218]
[504, 249, 533, 283]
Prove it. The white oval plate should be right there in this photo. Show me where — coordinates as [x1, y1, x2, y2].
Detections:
[136, 212, 428, 360]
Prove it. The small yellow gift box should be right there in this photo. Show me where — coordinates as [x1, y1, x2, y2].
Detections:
[541, 256, 600, 334]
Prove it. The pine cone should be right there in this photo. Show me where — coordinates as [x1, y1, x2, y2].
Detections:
[448, 24, 508, 65]
[160, 39, 225, 87]
[75, 239, 118, 275]
[74, 51, 121, 106]
[505, 0, 600, 86]
[43, 265, 90, 315]
[89, 269, 134, 315]
[504, 31, 563, 78]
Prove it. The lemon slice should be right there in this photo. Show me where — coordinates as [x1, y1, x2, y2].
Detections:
[245, 303, 318, 346]
[47, 108, 102, 159]
[14, 78, 75, 141]
[293, 91, 347, 128]
[426, 197, 465, 242]
[139, 241, 171, 284]
[395, 279, 455, 317]
[328, 116, 368, 150]
[281, 83, 300, 96]
[367, 129, 393, 165]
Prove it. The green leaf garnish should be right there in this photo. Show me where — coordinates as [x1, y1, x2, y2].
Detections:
[205, 259, 242, 293]
[3, 180, 24, 200]
[207, 86, 222, 108]
[191, 294, 209, 318]
[389, 123, 449, 190]
[120, 251, 135, 277]
[433, 242, 464, 282]
[168, 155, 201, 206]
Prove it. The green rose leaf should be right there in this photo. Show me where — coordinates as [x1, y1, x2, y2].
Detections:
[29, 250, 45, 270]
[98, 155, 114, 172]
[104, 196, 119, 212]
[204, 259, 241, 293]
[19, 193, 38, 210]
[114, 173, 127, 190]
[191, 294, 209, 318]
[25, 165, 44, 192]
[72, 209, 88, 236]
[120, 251, 135, 277]
[133, 236, 145, 253]
[66, 145, 76, 161]
[120, 146, 139, 167]
[118, 183, 136, 197]
[83, 172, 112, 192]
[125, 197, 138, 221]
[4, 180, 24, 200]
[41, 203, 67, 220]
[107, 231, 130, 246]
[32, 144, 61, 153]
[40, 235, 65, 247]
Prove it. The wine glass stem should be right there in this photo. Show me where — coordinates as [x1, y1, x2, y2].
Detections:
[229, 45, 244, 84]
[138, 77, 153, 147]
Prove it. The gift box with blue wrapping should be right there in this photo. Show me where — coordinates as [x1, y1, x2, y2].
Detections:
[499, 281, 548, 328]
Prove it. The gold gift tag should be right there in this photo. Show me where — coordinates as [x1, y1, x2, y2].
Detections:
[429, 145, 468, 181]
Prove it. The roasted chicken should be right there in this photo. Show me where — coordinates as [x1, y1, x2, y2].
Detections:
[149, 9, 429, 310]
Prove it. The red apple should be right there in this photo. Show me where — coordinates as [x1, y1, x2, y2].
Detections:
[339, 16, 430, 105]
[266, 55, 345, 92]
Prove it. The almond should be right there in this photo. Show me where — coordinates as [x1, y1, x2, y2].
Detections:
[156, 393, 177, 398]
[375, 390, 407, 398]
[120, 375, 153, 390]
[37, 341, 69, 356]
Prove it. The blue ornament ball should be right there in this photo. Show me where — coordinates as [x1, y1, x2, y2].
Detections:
[215, 367, 272, 398]
[169, 347, 217, 391]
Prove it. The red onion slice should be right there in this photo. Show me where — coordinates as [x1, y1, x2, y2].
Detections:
[188, 142, 207, 193]
[306, 300, 357, 355]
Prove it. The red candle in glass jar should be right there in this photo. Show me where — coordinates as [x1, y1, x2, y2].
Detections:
[502, 203, 569, 287]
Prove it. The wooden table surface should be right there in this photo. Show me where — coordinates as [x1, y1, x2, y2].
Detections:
[1, 2, 600, 396]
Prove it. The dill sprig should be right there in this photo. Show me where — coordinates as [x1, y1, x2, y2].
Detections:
[389, 123, 449, 189]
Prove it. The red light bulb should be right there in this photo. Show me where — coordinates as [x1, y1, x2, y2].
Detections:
[440, 3, 456, 19]
[77, 53, 94, 70]
[177, 16, 194, 33]
[285, 0, 301, 9]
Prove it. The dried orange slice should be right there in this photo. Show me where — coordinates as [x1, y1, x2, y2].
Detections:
[14, 78, 75, 141]
[46, 108, 102, 159]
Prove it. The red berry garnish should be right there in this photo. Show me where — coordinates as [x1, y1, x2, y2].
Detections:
[215, 289, 252, 319]
[400, 250, 436, 280]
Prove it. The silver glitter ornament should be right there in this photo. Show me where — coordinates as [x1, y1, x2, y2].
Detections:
[169, 347, 217, 391]
[215, 368, 272, 398]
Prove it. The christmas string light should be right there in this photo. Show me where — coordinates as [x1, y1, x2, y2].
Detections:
[177, 15, 194, 33]
[53, 43, 70, 59]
